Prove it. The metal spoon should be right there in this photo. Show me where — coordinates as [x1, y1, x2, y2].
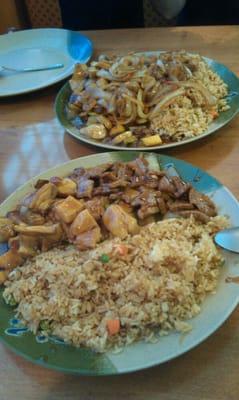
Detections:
[214, 227, 239, 253]
[0, 63, 64, 73]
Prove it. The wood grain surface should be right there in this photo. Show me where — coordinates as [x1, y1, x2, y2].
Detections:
[0, 26, 239, 400]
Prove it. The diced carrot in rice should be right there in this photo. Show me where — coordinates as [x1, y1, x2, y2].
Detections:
[107, 319, 120, 335]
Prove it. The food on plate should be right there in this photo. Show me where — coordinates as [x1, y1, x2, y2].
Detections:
[67, 51, 229, 147]
[0, 155, 230, 352]
[0, 156, 219, 282]
[3, 216, 228, 352]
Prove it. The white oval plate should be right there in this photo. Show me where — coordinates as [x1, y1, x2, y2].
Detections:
[0, 28, 93, 97]
[0, 151, 239, 375]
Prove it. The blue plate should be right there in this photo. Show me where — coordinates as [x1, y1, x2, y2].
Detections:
[0, 28, 93, 97]
[0, 152, 239, 375]
[55, 52, 239, 151]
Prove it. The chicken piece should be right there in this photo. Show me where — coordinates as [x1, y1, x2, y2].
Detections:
[85, 197, 108, 220]
[103, 204, 139, 239]
[50, 177, 76, 197]
[0, 249, 24, 270]
[74, 226, 102, 250]
[18, 235, 40, 257]
[76, 177, 94, 198]
[14, 223, 60, 236]
[22, 183, 58, 213]
[0, 217, 15, 242]
[189, 188, 217, 217]
[54, 196, 85, 223]
[69, 209, 100, 237]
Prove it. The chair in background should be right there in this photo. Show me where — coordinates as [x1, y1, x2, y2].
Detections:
[24, 0, 62, 28]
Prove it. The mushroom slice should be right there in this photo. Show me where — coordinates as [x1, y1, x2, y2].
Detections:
[41, 224, 65, 252]
[50, 177, 77, 197]
[0, 217, 15, 242]
[14, 224, 60, 236]
[6, 211, 24, 225]
[19, 208, 45, 225]
[34, 179, 49, 189]
[54, 196, 85, 223]
[103, 204, 139, 239]
[18, 235, 40, 257]
[22, 183, 58, 213]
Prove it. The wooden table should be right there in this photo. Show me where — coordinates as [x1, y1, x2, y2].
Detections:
[0, 26, 239, 400]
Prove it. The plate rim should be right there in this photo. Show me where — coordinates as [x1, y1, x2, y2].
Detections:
[55, 52, 239, 151]
[0, 151, 239, 375]
[0, 28, 93, 97]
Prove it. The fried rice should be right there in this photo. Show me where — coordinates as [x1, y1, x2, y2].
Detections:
[3, 215, 229, 352]
[151, 53, 229, 141]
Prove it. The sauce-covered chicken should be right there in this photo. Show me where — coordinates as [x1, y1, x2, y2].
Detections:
[0, 156, 217, 283]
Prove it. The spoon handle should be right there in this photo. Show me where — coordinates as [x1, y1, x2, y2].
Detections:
[22, 63, 64, 72]
[1, 63, 64, 73]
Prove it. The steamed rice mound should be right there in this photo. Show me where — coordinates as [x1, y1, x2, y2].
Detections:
[3, 215, 228, 352]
